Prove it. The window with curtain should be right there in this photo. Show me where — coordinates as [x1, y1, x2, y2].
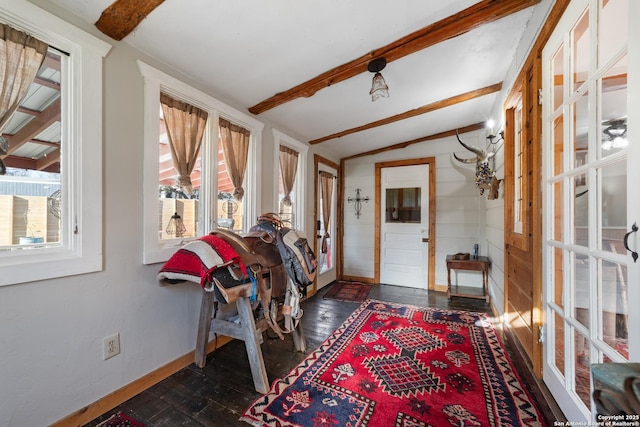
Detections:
[140, 61, 263, 264]
[0, 2, 110, 286]
[157, 93, 206, 241]
[273, 129, 308, 232]
[278, 145, 299, 227]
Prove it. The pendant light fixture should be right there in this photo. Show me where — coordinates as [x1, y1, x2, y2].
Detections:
[367, 58, 389, 101]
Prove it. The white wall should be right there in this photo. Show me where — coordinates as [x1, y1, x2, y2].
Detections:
[343, 131, 489, 289]
[0, 2, 330, 426]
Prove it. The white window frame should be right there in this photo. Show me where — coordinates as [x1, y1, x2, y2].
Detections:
[0, 1, 110, 286]
[138, 61, 264, 264]
[513, 101, 524, 234]
[273, 129, 308, 232]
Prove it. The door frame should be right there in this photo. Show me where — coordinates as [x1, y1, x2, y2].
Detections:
[374, 157, 436, 288]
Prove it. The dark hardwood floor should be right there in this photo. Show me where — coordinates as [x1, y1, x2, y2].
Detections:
[84, 283, 564, 426]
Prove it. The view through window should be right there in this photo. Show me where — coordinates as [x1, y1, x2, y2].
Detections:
[0, 49, 62, 250]
[157, 109, 246, 241]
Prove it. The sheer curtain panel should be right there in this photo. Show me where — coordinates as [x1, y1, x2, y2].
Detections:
[279, 145, 299, 206]
[319, 171, 334, 253]
[0, 24, 48, 175]
[160, 92, 208, 196]
[219, 117, 250, 201]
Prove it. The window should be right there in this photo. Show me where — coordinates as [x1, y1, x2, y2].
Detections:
[504, 71, 529, 251]
[273, 130, 307, 231]
[0, 1, 110, 286]
[512, 101, 524, 234]
[139, 61, 264, 264]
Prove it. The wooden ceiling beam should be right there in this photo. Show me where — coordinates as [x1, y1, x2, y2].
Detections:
[309, 82, 501, 145]
[2, 155, 36, 170]
[95, 0, 165, 41]
[249, 0, 539, 115]
[36, 149, 60, 171]
[342, 122, 485, 161]
[3, 98, 61, 157]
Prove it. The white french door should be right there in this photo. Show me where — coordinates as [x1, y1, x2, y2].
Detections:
[316, 164, 337, 290]
[379, 164, 429, 288]
[542, 0, 640, 420]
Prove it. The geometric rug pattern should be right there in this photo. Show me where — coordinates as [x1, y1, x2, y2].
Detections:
[241, 299, 548, 426]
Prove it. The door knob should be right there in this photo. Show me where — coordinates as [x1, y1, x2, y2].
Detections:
[422, 237, 429, 243]
[623, 222, 638, 263]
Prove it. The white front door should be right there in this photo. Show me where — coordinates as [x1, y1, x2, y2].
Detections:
[542, 0, 640, 420]
[380, 164, 429, 288]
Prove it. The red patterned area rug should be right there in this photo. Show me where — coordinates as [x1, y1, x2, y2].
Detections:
[323, 281, 372, 303]
[241, 299, 547, 427]
[96, 412, 147, 427]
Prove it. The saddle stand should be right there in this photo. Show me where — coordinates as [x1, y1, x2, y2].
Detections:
[194, 229, 306, 394]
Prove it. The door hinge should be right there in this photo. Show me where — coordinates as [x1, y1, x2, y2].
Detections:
[538, 88, 543, 105]
[537, 325, 544, 343]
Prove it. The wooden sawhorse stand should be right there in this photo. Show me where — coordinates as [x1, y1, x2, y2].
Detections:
[194, 291, 305, 394]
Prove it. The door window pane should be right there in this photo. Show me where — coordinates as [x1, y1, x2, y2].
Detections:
[572, 9, 590, 91]
[601, 160, 626, 251]
[600, 56, 627, 158]
[574, 254, 590, 329]
[574, 330, 591, 407]
[599, 0, 628, 66]
[573, 90, 589, 168]
[553, 180, 564, 242]
[601, 258, 628, 359]
[553, 247, 565, 308]
[385, 187, 421, 223]
[554, 312, 566, 376]
[552, 45, 565, 111]
[553, 115, 565, 175]
[574, 173, 588, 246]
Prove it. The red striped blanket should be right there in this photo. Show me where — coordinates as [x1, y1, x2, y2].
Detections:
[157, 234, 246, 291]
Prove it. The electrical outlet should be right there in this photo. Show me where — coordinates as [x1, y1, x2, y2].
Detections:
[103, 333, 120, 360]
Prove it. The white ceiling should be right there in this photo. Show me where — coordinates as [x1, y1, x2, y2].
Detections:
[48, 0, 538, 159]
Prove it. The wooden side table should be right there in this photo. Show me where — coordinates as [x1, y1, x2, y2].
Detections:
[446, 255, 491, 304]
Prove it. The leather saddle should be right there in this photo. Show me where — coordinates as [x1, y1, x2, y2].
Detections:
[208, 228, 297, 339]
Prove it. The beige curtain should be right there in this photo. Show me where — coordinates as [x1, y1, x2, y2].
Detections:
[279, 145, 299, 206]
[160, 93, 208, 196]
[219, 118, 250, 201]
[319, 171, 334, 253]
[0, 24, 48, 175]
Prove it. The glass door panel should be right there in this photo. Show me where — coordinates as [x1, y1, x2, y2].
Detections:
[552, 45, 565, 111]
[553, 247, 565, 308]
[542, 0, 635, 420]
[553, 311, 566, 376]
[573, 254, 591, 329]
[598, 0, 628, 66]
[572, 9, 590, 91]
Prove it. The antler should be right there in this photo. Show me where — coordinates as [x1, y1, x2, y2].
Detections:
[453, 153, 478, 164]
[454, 130, 495, 163]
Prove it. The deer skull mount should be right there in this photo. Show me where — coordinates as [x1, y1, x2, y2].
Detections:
[453, 130, 501, 199]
